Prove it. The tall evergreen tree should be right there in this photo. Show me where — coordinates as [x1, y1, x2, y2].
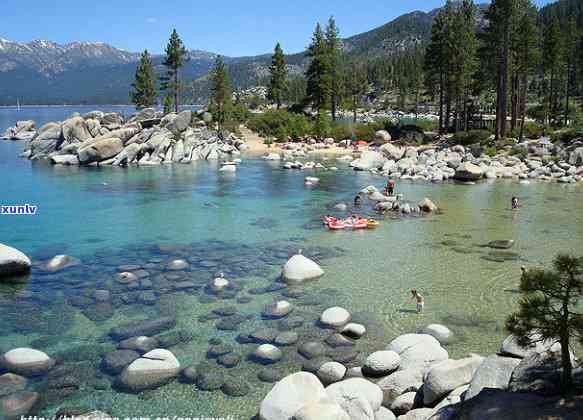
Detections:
[544, 18, 563, 125]
[563, 17, 578, 126]
[305, 23, 332, 115]
[130, 50, 157, 109]
[325, 16, 342, 121]
[268, 43, 287, 109]
[161, 29, 188, 114]
[210, 56, 232, 130]
[345, 62, 368, 123]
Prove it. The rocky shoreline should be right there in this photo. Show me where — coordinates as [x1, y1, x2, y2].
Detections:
[8, 108, 246, 166]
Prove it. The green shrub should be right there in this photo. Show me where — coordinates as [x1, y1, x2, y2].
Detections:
[484, 146, 498, 157]
[354, 124, 376, 142]
[413, 118, 439, 132]
[231, 103, 251, 123]
[451, 130, 491, 146]
[522, 122, 545, 139]
[247, 110, 312, 141]
[330, 123, 352, 141]
[551, 128, 583, 144]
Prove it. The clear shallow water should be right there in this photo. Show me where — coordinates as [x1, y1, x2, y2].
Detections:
[1, 108, 583, 418]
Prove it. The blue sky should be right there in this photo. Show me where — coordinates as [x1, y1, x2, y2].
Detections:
[3, 0, 555, 56]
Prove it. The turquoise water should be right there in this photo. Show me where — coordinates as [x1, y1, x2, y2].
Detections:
[1, 108, 583, 419]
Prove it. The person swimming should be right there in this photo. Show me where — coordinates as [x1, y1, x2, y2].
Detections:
[512, 197, 519, 209]
[354, 194, 363, 206]
[409, 289, 424, 313]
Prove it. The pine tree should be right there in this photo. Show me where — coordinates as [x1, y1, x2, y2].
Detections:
[346, 62, 368, 123]
[563, 17, 578, 126]
[325, 16, 342, 121]
[506, 254, 583, 392]
[210, 56, 232, 130]
[161, 29, 188, 114]
[163, 93, 174, 115]
[544, 18, 563, 125]
[306, 23, 332, 115]
[268, 43, 287, 109]
[130, 50, 157, 109]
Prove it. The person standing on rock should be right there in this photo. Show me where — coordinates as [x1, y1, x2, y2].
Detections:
[409, 289, 424, 313]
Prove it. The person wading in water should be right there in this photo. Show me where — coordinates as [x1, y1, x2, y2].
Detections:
[408, 289, 425, 313]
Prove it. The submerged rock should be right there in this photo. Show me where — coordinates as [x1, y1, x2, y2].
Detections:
[419, 324, 454, 345]
[320, 307, 351, 329]
[1, 348, 55, 377]
[253, 344, 283, 364]
[118, 349, 180, 392]
[42, 254, 80, 272]
[109, 317, 176, 340]
[0, 373, 27, 397]
[0, 390, 39, 420]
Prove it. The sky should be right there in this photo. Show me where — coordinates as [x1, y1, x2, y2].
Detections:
[2, 0, 556, 57]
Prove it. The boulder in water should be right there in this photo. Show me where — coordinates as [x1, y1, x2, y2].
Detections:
[1, 348, 55, 377]
[0, 390, 39, 420]
[118, 348, 180, 391]
[282, 253, 324, 284]
[0, 244, 31, 278]
[454, 162, 483, 181]
[42, 254, 80, 272]
[320, 307, 351, 329]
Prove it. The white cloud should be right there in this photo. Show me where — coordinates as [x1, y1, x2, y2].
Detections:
[145, 17, 157, 24]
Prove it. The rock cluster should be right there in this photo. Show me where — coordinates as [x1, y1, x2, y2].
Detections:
[343, 141, 583, 184]
[1, 120, 36, 141]
[20, 108, 246, 165]
[257, 324, 579, 420]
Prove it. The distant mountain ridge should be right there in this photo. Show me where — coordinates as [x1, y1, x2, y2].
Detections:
[0, 0, 570, 105]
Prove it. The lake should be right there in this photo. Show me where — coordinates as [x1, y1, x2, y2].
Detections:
[1, 107, 582, 419]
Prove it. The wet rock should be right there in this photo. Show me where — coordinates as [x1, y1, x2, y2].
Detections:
[1, 348, 55, 377]
[0, 244, 31, 278]
[465, 355, 521, 400]
[250, 328, 280, 344]
[215, 314, 247, 331]
[363, 351, 400, 378]
[217, 353, 241, 368]
[93, 290, 110, 302]
[341, 323, 367, 339]
[282, 253, 325, 284]
[195, 370, 225, 391]
[386, 334, 448, 373]
[422, 355, 484, 405]
[212, 306, 237, 317]
[43, 255, 80, 272]
[419, 324, 453, 346]
[274, 332, 299, 346]
[454, 162, 483, 181]
[418, 198, 438, 213]
[317, 361, 347, 385]
[207, 344, 233, 358]
[208, 275, 230, 293]
[0, 390, 39, 420]
[82, 302, 114, 323]
[328, 349, 359, 365]
[279, 316, 305, 330]
[253, 344, 283, 364]
[156, 329, 193, 348]
[221, 376, 250, 397]
[263, 300, 294, 318]
[119, 349, 180, 392]
[237, 296, 252, 304]
[259, 372, 328, 420]
[299, 342, 327, 359]
[110, 317, 176, 340]
[138, 291, 157, 305]
[118, 336, 159, 354]
[0, 373, 27, 397]
[486, 240, 514, 250]
[167, 259, 189, 271]
[326, 333, 355, 348]
[258, 368, 284, 383]
[302, 357, 330, 374]
[102, 350, 140, 375]
[320, 307, 351, 329]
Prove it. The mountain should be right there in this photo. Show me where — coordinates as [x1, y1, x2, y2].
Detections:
[0, 1, 570, 105]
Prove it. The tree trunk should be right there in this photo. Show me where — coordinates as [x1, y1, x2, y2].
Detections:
[500, 29, 509, 139]
[560, 333, 573, 392]
[511, 73, 519, 132]
[565, 58, 571, 127]
[439, 71, 444, 134]
[519, 71, 528, 141]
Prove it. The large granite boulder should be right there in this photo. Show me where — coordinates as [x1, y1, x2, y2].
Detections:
[374, 130, 392, 145]
[465, 355, 521, 400]
[454, 162, 483, 181]
[29, 122, 63, 155]
[350, 151, 385, 171]
[292, 400, 350, 420]
[569, 147, 583, 166]
[62, 116, 92, 143]
[282, 254, 324, 284]
[51, 154, 79, 165]
[259, 372, 328, 420]
[419, 324, 452, 345]
[166, 110, 192, 134]
[78, 137, 123, 164]
[119, 349, 180, 391]
[363, 351, 401, 377]
[376, 368, 424, 406]
[499, 334, 564, 359]
[386, 334, 448, 373]
[0, 244, 31, 278]
[1, 348, 55, 376]
[422, 355, 484, 405]
[326, 378, 384, 413]
[380, 144, 405, 161]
